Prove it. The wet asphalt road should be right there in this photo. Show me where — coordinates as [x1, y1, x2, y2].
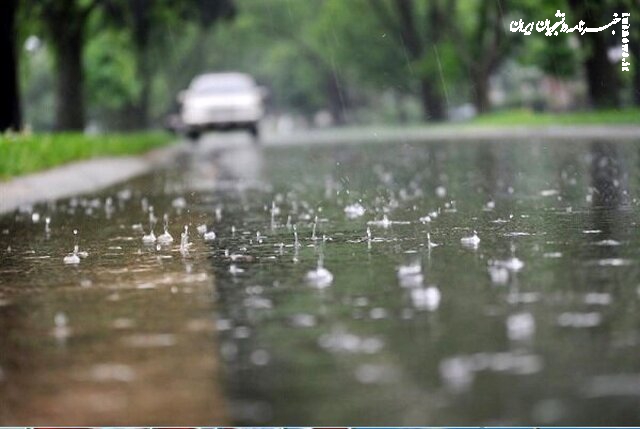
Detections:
[2, 131, 640, 425]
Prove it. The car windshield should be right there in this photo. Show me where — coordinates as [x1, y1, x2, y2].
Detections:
[190, 75, 254, 94]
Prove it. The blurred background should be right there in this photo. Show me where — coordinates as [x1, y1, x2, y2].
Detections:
[3, 2, 640, 425]
[1, 0, 639, 134]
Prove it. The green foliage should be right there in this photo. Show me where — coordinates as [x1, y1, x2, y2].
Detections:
[85, 29, 141, 110]
[16, 0, 639, 131]
[0, 132, 171, 178]
[509, 0, 579, 78]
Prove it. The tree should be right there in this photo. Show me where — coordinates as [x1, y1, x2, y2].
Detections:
[28, 0, 101, 131]
[568, 0, 621, 108]
[0, 0, 22, 131]
[369, 0, 448, 121]
[100, 0, 235, 129]
[203, 0, 351, 124]
[454, 0, 512, 114]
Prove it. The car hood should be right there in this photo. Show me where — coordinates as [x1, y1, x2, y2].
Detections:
[185, 92, 260, 108]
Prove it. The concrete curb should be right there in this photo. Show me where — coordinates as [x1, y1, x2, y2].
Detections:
[0, 142, 185, 215]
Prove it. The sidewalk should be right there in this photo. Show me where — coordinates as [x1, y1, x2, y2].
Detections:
[0, 142, 184, 214]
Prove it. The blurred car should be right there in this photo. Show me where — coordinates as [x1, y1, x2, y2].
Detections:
[178, 72, 265, 141]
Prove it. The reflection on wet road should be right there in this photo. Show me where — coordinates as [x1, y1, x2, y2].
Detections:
[2, 133, 640, 425]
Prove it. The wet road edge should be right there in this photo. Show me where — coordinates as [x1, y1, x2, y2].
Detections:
[0, 142, 185, 214]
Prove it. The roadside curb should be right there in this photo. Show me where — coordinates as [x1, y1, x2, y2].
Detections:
[0, 141, 185, 215]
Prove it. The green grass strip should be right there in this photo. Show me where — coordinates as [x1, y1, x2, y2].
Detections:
[469, 108, 640, 126]
[0, 132, 173, 179]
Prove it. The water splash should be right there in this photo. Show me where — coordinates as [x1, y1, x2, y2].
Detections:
[305, 256, 333, 288]
[344, 202, 366, 219]
[142, 208, 157, 244]
[411, 286, 441, 311]
[507, 312, 536, 341]
[157, 214, 174, 245]
[427, 232, 440, 249]
[52, 311, 71, 340]
[460, 230, 480, 248]
[293, 224, 300, 248]
[368, 215, 392, 228]
[488, 265, 510, 284]
[270, 201, 279, 229]
[63, 229, 87, 264]
[397, 261, 423, 288]
[204, 229, 216, 241]
[492, 244, 525, 272]
[180, 225, 190, 255]
[311, 216, 318, 240]
[367, 215, 410, 228]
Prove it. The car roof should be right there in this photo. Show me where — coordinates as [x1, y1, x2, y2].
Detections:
[190, 73, 255, 89]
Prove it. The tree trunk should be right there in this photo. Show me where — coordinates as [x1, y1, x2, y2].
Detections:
[632, 26, 640, 106]
[49, 5, 86, 131]
[130, 0, 151, 128]
[0, 0, 21, 131]
[394, 92, 408, 123]
[584, 32, 620, 108]
[472, 71, 491, 114]
[420, 79, 445, 121]
[326, 70, 347, 125]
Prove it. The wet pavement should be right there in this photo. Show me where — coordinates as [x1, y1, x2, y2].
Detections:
[2, 133, 640, 425]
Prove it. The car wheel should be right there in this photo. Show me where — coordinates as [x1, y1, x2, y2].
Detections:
[248, 124, 259, 142]
[186, 129, 200, 142]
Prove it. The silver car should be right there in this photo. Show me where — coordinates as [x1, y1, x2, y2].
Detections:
[179, 72, 265, 141]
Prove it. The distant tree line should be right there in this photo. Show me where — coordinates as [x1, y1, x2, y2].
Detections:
[2, 0, 234, 132]
[1, 0, 638, 132]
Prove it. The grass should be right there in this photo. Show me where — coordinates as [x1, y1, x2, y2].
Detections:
[468, 108, 640, 126]
[0, 132, 173, 179]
